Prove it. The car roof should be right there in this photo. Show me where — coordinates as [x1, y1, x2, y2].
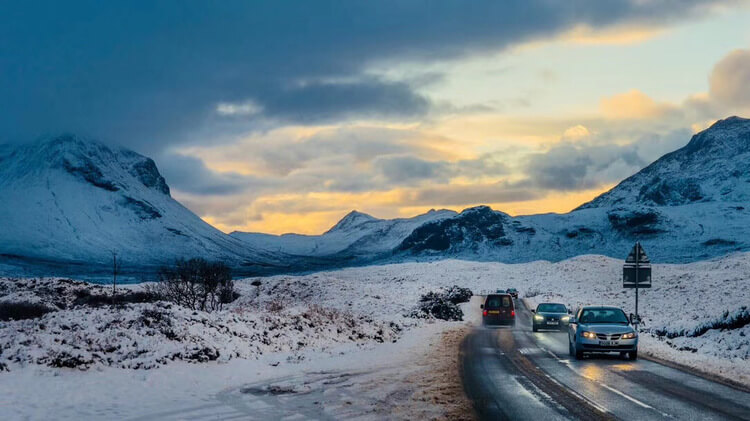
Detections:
[580, 306, 624, 310]
[537, 302, 565, 306]
[485, 293, 511, 298]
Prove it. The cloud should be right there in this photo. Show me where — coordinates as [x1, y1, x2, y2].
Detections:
[156, 153, 268, 195]
[709, 48, 750, 108]
[402, 182, 541, 206]
[524, 128, 692, 191]
[600, 90, 679, 119]
[374, 156, 449, 184]
[1, 0, 737, 151]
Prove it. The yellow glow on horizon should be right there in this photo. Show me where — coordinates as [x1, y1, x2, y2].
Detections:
[561, 24, 664, 45]
[201, 184, 615, 235]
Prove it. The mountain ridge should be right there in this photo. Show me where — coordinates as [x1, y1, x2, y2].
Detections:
[3, 117, 750, 280]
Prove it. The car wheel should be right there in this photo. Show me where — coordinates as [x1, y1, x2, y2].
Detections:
[629, 351, 638, 360]
[533, 325, 538, 332]
[619, 352, 628, 359]
[568, 340, 574, 356]
[574, 345, 584, 360]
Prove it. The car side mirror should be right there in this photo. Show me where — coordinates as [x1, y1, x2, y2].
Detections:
[530, 309, 535, 313]
[568, 310, 572, 314]
[480, 304, 483, 309]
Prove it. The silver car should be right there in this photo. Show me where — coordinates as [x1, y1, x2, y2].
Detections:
[568, 306, 638, 360]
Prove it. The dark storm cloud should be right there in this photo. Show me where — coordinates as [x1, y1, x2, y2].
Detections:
[374, 156, 449, 184]
[156, 153, 270, 195]
[1, 0, 736, 152]
[524, 128, 692, 191]
[405, 182, 541, 206]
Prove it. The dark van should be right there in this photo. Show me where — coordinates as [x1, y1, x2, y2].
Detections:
[481, 294, 516, 326]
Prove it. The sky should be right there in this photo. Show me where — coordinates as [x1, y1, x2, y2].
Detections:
[3, 1, 750, 234]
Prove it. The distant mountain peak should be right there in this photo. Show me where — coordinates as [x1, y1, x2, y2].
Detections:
[579, 115, 750, 209]
[325, 210, 379, 233]
[5, 134, 171, 196]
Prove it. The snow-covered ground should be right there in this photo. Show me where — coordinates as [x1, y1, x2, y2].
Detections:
[1, 252, 748, 418]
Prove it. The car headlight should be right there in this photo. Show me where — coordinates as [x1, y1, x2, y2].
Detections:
[561, 316, 570, 322]
[582, 331, 596, 339]
[621, 332, 637, 339]
[534, 315, 544, 321]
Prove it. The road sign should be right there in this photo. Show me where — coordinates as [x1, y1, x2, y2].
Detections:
[623, 266, 651, 288]
[623, 242, 651, 329]
[623, 242, 651, 288]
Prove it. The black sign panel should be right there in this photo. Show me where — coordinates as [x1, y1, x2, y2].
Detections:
[623, 242, 652, 288]
[623, 266, 651, 288]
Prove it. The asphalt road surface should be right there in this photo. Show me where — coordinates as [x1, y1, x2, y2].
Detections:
[461, 299, 750, 421]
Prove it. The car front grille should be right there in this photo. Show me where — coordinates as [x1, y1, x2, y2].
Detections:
[582, 344, 633, 350]
[595, 333, 622, 340]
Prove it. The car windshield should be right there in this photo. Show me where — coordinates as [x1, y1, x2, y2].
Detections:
[485, 295, 511, 309]
[537, 303, 566, 313]
[579, 308, 629, 324]
[507, 288, 517, 292]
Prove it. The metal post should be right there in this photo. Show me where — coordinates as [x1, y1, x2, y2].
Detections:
[634, 242, 639, 329]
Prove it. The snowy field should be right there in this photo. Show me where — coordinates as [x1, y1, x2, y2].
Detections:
[1, 252, 749, 418]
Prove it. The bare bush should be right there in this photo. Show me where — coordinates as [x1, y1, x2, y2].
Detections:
[0, 301, 55, 321]
[266, 299, 284, 313]
[152, 258, 236, 312]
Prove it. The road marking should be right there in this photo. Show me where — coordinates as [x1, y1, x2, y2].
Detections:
[542, 372, 610, 414]
[598, 383, 672, 418]
[540, 347, 673, 418]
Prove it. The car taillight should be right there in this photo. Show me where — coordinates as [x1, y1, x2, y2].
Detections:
[511, 310, 515, 317]
[483, 310, 487, 317]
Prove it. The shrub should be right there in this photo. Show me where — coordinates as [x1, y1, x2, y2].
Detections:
[0, 301, 55, 321]
[409, 285, 473, 321]
[73, 290, 161, 308]
[153, 258, 235, 312]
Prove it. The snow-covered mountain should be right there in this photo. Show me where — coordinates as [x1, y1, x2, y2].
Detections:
[230, 209, 456, 258]
[391, 117, 750, 262]
[3, 116, 750, 278]
[579, 116, 750, 208]
[0, 135, 288, 278]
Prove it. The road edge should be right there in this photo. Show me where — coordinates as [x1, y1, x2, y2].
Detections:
[640, 353, 750, 394]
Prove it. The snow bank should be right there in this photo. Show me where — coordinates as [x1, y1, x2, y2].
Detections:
[0, 277, 401, 370]
[2, 251, 748, 385]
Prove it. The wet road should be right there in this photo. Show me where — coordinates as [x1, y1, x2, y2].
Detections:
[461, 300, 750, 421]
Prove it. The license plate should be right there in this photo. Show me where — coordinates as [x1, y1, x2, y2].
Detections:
[599, 341, 618, 346]
[547, 321, 558, 325]
[488, 310, 500, 314]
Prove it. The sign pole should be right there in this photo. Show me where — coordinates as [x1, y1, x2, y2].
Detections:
[635, 242, 639, 329]
[623, 241, 650, 329]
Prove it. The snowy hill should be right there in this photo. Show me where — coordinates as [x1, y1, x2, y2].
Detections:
[392, 117, 750, 262]
[3, 117, 750, 278]
[580, 116, 750, 208]
[231, 209, 456, 257]
[0, 135, 287, 277]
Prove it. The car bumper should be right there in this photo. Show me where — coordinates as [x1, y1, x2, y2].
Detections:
[578, 338, 637, 352]
[483, 317, 515, 326]
[533, 320, 569, 329]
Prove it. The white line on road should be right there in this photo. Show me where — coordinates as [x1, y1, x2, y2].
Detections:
[542, 372, 610, 414]
[539, 347, 673, 418]
[598, 383, 673, 418]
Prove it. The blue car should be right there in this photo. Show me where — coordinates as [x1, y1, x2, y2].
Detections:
[568, 306, 638, 360]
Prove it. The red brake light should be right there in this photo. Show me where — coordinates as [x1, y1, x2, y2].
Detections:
[511, 310, 516, 317]
[483, 310, 487, 317]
